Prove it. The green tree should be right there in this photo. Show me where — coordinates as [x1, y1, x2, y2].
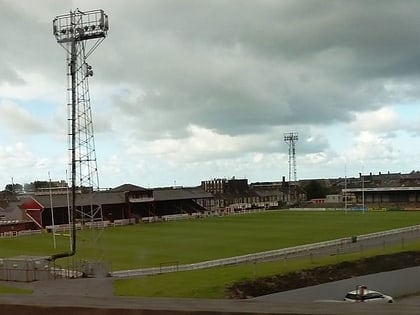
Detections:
[24, 181, 49, 192]
[304, 180, 328, 200]
[4, 183, 23, 192]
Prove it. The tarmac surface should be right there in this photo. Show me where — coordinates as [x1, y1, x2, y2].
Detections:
[2, 270, 420, 315]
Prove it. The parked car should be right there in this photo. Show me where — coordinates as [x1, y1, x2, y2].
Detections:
[344, 285, 393, 303]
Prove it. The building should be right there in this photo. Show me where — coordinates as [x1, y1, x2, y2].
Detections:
[339, 171, 420, 210]
[202, 178, 285, 213]
[18, 184, 213, 229]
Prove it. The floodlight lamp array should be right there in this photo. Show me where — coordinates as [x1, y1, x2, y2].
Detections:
[53, 9, 108, 43]
[284, 133, 298, 142]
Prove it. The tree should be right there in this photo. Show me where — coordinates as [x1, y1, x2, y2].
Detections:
[4, 183, 23, 193]
[304, 180, 329, 200]
[24, 181, 50, 192]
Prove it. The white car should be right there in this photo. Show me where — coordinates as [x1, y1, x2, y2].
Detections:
[344, 285, 393, 303]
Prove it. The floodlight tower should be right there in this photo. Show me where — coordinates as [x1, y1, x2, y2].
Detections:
[52, 9, 109, 258]
[284, 132, 298, 204]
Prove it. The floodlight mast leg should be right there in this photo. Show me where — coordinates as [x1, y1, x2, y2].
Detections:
[70, 37, 77, 256]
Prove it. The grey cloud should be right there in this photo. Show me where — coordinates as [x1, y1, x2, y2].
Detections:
[0, 65, 24, 85]
[3, 0, 420, 157]
[96, 0, 420, 144]
[0, 1, 64, 80]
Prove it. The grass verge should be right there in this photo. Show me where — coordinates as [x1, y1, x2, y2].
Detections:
[0, 285, 32, 295]
[114, 240, 420, 299]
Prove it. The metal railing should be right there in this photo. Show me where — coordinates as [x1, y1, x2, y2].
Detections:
[0, 229, 42, 238]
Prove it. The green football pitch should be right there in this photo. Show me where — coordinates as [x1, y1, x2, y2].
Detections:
[1, 210, 420, 270]
[1, 210, 420, 298]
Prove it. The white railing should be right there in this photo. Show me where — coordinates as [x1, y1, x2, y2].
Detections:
[357, 224, 420, 241]
[1, 219, 137, 238]
[45, 223, 83, 232]
[111, 224, 420, 278]
[0, 229, 42, 238]
[85, 220, 111, 228]
[162, 214, 189, 221]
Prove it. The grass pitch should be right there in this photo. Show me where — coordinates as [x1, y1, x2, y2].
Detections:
[1, 210, 420, 297]
[1, 210, 419, 270]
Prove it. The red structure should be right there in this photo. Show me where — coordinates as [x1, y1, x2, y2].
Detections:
[19, 197, 44, 228]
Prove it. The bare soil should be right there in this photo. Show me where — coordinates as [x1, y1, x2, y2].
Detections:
[225, 250, 420, 299]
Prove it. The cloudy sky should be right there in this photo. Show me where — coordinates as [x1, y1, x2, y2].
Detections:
[1, 0, 420, 189]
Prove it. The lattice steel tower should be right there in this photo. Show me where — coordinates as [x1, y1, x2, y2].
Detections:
[53, 9, 108, 255]
[284, 132, 298, 203]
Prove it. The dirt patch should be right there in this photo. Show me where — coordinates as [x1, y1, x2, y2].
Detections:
[225, 251, 420, 299]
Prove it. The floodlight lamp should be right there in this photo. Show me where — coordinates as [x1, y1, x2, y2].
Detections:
[76, 27, 83, 35]
[99, 13, 109, 31]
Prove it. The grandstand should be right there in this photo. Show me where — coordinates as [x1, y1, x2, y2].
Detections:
[16, 184, 213, 230]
